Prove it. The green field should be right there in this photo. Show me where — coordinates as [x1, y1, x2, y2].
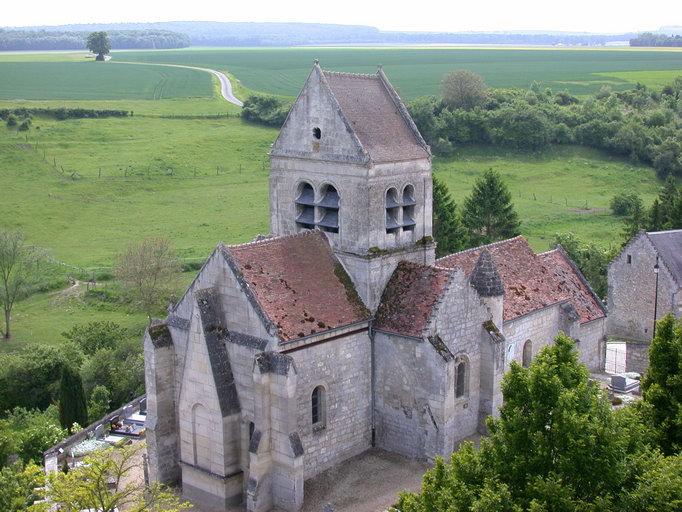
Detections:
[0, 47, 675, 352]
[111, 47, 682, 97]
[1, 47, 681, 102]
[0, 60, 213, 100]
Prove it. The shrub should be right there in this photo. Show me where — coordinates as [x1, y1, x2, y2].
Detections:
[61, 321, 127, 356]
[241, 94, 291, 127]
[17, 118, 30, 132]
[610, 192, 643, 217]
[5, 114, 17, 128]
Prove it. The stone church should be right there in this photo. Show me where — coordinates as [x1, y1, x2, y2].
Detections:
[144, 63, 606, 512]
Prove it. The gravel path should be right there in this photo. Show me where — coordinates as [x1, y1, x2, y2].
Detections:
[111, 61, 243, 107]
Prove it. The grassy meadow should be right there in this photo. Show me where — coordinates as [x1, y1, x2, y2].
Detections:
[0, 46, 676, 351]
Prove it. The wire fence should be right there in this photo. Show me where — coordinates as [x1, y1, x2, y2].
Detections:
[9, 130, 269, 182]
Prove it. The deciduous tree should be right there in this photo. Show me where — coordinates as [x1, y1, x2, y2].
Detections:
[0, 230, 42, 340]
[441, 70, 488, 110]
[34, 444, 191, 512]
[86, 31, 111, 61]
[114, 238, 180, 322]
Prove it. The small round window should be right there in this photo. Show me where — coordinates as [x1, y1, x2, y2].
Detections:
[313, 127, 321, 140]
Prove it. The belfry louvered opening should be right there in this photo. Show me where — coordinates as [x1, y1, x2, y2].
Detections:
[402, 185, 416, 231]
[295, 182, 316, 230]
[385, 188, 400, 233]
[317, 184, 340, 233]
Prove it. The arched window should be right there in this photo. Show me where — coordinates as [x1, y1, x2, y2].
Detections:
[402, 185, 416, 231]
[522, 340, 532, 368]
[191, 403, 211, 470]
[295, 182, 315, 230]
[455, 356, 469, 399]
[385, 188, 400, 233]
[317, 184, 339, 234]
[311, 385, 326, 429]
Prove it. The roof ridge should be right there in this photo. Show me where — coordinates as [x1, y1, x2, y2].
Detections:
[322, 69, 379, 79]
[647, 228, 682, 235]
[224, 230, 324, 251]
[437, 235, 526, 263]
[549, 245, 606, 317]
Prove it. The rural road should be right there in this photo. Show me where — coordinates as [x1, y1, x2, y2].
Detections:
[112, 61, 243, 106]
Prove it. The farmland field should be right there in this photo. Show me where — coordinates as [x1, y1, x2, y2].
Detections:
[0, 60, 214, 100]
[112, 46, 682, 97]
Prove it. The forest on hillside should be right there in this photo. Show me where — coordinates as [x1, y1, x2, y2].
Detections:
[2, 22, 635, 48]
[0, 29, 190, 51]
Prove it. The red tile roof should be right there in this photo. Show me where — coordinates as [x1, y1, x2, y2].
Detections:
[223, 231, 369, 342]
[437, 237, 605, 323]
[322, 70, 429, 164]
[375, 261, 453, 338]
[539, 248, 606, 323]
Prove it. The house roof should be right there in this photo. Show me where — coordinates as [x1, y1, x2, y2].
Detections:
[222, 231, 370, 342]
[375, 261, 453, 338]
[437, 237, 605, 323]
[321, 67, 430, 164]
[646, 229, 682, 286]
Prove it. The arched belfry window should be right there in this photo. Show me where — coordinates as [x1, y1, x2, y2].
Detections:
[522, 340, 532, 368]
[402, 185, 416, 231]
[385, 188, 400, 233]
[455, 355, 469, 399]
[317, 184, 339, 234]
[295, 182, 316, 231]
[311, 385, 326, 429]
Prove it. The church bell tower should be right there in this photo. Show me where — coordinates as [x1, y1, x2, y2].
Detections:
[269, 62, 436, 310]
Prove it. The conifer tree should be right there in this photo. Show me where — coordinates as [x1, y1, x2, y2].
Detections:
[649, 199, 663, 231]
[623, 199, 646, 242]
[462, 169, 520, 245]
[641, 314, 682, 455]
[58, 366, 88, 431]
[432, 175, 467, 257]
[658, 174, 679, 229]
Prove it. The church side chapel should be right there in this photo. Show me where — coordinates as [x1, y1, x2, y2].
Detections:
[144, 63, 607, 512]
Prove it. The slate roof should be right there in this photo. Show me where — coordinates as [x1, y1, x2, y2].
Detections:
[321, 68, 430, 163]
[437, 236, 605, 323]
[647, 229, 682, 286]
[375, 261, 453, 338]
[222, 231, 370, 342]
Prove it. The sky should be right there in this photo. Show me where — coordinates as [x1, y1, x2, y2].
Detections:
[2, 0, 680, 33]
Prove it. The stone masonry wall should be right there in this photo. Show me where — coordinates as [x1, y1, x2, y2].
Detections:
[608, 234, 678, 342]
[577, 318, 606, 371]
[288, 331, 372, 480]
[504, 306, 561, 369]
[430, 271, 493, 448]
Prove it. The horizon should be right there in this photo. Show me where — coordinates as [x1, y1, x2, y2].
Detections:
[2, 0, 680, 34]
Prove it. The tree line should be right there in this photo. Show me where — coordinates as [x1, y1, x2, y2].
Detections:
[630, 32, 682, 47]
[409, 70, 682, 179]
[0, 29, 190, 51]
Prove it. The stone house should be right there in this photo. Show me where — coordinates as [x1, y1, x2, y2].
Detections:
[607, 229, 682, 373]
[144, 63, 606, 512]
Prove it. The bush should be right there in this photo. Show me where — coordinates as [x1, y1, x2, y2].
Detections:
[241, 94, 291, 127]
[17, 118, 30, 132]
[610, 192, 644, 217]
[5, 114, 17, 128]
[61, 321, 128, 356]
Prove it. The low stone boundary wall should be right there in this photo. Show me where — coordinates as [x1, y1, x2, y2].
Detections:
[43, 394, 146, 473]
